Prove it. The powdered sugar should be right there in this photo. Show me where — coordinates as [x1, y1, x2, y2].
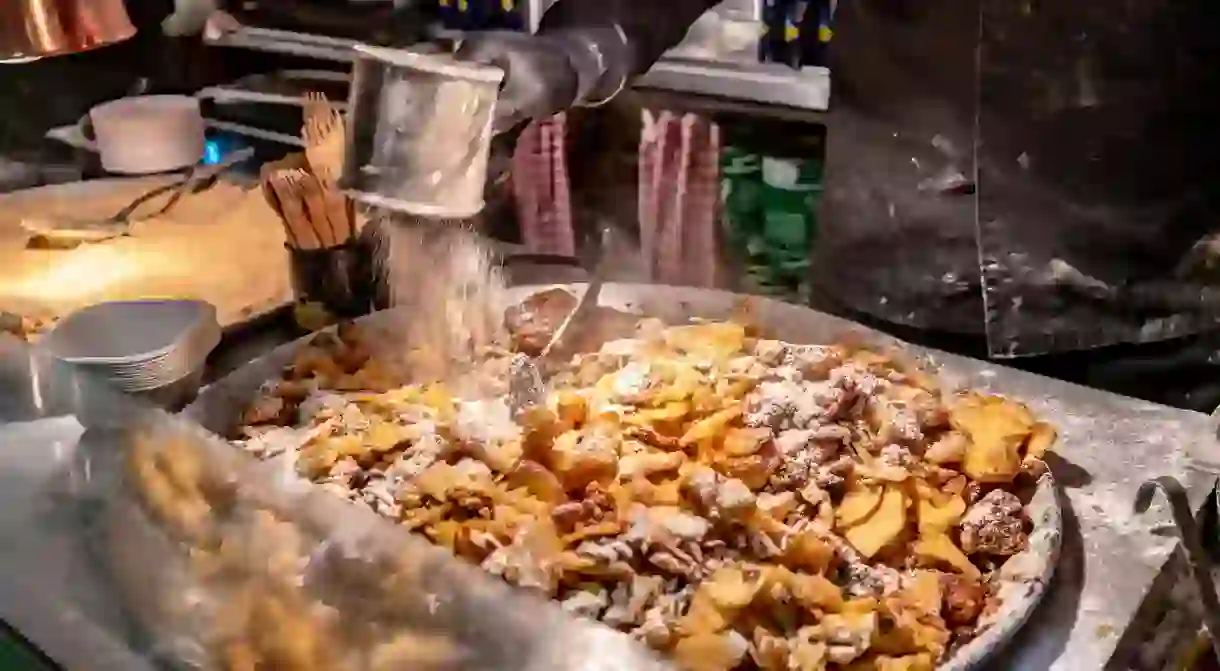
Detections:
[455, 398, 520, 444]
[374, 219, 508, 389]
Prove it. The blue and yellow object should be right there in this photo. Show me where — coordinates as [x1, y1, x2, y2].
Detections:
[438, 0, 477, 31]
[496, 0, 524, 31]
[439, 0, 525, 32]
[758, 0, 833, 68]
[784, 2, 802, 45]
[805, 0, 833, 67]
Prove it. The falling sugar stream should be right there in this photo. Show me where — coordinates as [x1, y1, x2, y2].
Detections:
[370, 214, 511, 392]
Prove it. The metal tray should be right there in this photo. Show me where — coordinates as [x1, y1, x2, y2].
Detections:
[176, 283, 1062, 671]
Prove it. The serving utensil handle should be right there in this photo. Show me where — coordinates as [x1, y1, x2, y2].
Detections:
[1136, 476, 1220, 663]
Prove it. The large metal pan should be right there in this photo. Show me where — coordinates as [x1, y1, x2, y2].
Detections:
[178, 283, 1062, 671]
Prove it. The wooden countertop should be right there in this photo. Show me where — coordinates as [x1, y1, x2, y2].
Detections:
[0, 177, 293, 329]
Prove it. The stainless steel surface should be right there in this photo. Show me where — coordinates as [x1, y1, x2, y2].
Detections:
[433, 30, 828, 109]
[0, 0, 136, 62]
[198, 86, 351, 111]
[204, 119, 308, 147]
[0, 340, 165, 670]
[0, 417, 159, 671]
[634, 61, 830, 111]
[203, 25, 360, 62]
[666, 13, 764, 65]
[626, 88, 828, 124]
[181, 283, 1218, 670]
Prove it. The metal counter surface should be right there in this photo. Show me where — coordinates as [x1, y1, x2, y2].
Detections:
[0, 417, 158, 671]
[633, 61, 830, 112]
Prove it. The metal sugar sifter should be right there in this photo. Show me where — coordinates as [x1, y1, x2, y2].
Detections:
[340, 45, 511, 372]
[340, 44, 505, 221]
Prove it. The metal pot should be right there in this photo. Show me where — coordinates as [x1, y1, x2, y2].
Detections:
[87, 96, 206, 175]
[0, 0, 136, 62]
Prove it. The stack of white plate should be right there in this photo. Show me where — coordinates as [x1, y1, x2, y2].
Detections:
[39, 300, 221, 404]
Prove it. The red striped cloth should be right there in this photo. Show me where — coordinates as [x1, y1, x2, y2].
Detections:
[512, 113, 576, 257]
[638, 110, 722, 287]
[511, 109, 721, 282]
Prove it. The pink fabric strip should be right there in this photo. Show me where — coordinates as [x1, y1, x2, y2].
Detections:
[638, 110, 722, 287]
[512, 114, 575, 257]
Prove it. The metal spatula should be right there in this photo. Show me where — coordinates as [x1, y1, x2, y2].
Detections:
[508, 227, 613, 413]
[536, 226, 614, 363]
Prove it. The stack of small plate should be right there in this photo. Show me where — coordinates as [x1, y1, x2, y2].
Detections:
[39, 300, 221, 408]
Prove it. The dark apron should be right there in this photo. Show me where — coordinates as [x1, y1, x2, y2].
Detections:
[816, 0, 1220, 358]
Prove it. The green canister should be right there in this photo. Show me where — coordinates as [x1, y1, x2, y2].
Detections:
[720, 145, 765, 260]
[759, 155, 822, 291]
